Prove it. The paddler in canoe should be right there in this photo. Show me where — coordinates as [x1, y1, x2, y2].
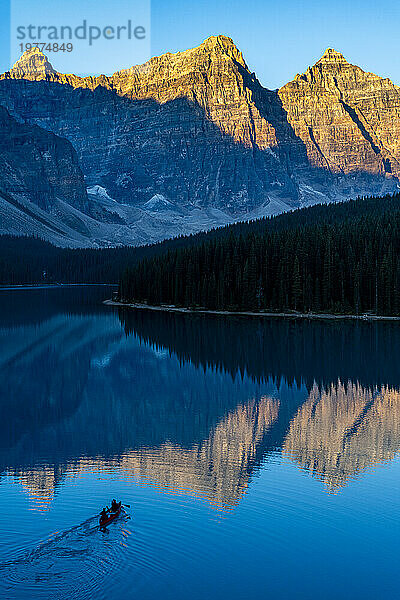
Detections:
[99, 499, 122, 526]
[111, 499, 121, 512]
[99, 507, 108, 525]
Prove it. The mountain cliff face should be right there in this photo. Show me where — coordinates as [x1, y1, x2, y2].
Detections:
[0, 105, 87, 212]
[0, 106, 98, 246]
[279, 48, 400, 184]
[0, 39, 301, 215]
[0, 39, 400, 246]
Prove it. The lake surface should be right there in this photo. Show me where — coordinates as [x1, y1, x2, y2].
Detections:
[1, 286, 399, 599]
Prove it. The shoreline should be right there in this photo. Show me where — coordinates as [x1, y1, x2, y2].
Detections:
[104, 299, 400, 322]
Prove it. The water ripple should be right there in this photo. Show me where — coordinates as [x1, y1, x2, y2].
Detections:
[0, 511, 133, 600]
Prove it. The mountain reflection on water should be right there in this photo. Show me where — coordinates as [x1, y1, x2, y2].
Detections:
[1, 286, 400, 511]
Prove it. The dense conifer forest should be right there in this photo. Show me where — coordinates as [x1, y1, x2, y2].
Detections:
[3, 193, 400, 316]
[0, 235, 203, 284]
[119, 193, 400, 316]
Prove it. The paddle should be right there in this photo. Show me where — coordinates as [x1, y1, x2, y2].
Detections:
[122, 503, 130, 508]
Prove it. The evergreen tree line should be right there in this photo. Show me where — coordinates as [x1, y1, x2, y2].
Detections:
[0, 236, 154, 285]
[119, 196, 400, 316]
[3, 192, 400, 307]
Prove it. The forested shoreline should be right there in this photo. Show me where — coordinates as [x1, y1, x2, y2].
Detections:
[0, 235, 196, 285]
[119, 193, 400, 316]
[3, 193, 400, 316]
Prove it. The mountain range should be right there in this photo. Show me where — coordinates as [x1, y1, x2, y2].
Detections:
[1, 36, 400, 247]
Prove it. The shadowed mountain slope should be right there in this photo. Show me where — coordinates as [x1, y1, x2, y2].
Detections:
[1, 38, 400, 245]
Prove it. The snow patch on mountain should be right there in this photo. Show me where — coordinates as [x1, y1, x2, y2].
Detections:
[144, 194, 172, 210]
[87, 185, 116, 202]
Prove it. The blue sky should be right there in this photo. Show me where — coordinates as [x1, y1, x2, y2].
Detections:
[1, 0, 400, 88]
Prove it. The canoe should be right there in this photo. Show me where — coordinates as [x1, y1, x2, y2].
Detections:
[99, 506, 121, 527]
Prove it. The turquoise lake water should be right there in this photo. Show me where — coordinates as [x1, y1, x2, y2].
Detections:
[0, 286, 399, 599]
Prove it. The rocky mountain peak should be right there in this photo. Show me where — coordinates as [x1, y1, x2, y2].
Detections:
[279, 44, 400, 184]
[201, 34, 241, 52]
[10, 47, 56, 79]
[316, 48, 348, 65]
[199, 34, 247, 67]
[1, 38, 400, 249]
